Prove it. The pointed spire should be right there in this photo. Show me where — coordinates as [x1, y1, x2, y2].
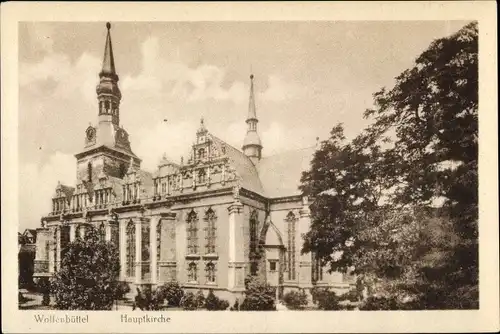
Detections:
[247, 74, 257, 121]
[100, 22, 117, 79]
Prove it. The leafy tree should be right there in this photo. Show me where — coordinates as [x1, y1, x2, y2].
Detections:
[282, 289, 308, 310]
[51, 227, 120, 310]
[300, 22, 478, 309]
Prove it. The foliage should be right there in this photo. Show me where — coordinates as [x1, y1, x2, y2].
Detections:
[115, 281, 130, 300]
[338, 288, 361, 303]
[240, 276, 276, 311]
[50, 227, 120, 310]
[282, 289, 308, 310]
[310, 287, 340, 310]
[35, 278, 52, 306]
[195, 290, 206, 309]
[205, 289, 230, 310]
[300, 22, 478, 309]
[179, 292, 198, 310]
[157, 281, 184, 307]
[133, 285, 165, 311]
[230, 299, 240, 311]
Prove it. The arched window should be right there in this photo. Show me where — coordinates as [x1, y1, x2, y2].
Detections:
[186, 210, 198, 254]
[204, 208, 217, 254]
[249, 210, 259, 276]
[126, 220, 135, 277]
[205, 262, 216, 283]
[188, 262, 197, 282]
[286, 212, 297, 280]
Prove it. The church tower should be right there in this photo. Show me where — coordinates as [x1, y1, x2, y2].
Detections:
[97, 22, 121, 126]
[74, 22, 139, 184]
[242, 74, 263, 163]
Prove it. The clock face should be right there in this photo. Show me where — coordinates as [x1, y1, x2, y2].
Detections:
[86, 127, 95, 141]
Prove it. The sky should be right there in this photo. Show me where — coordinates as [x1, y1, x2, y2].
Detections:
[18, 21, 469, 230]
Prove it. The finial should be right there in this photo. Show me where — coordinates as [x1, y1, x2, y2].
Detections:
[106, 22, 111, 30]
[250, 74, 254, 80]
[201, 117, 204, 125]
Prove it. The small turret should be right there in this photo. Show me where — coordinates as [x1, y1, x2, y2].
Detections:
[242, 74, 263, 163]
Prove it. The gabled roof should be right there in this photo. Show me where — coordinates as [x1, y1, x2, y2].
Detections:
[210, 135, 264, 195]
[257, 146, 316, 198]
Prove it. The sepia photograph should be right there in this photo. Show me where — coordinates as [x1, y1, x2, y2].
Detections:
[17, 18, 480, 312]
[2, 1, 498, 333]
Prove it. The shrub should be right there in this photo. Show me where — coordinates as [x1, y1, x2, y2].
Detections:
[230, 299, 240, 311]
[205, 289, 230, 311]
[359, 296, 400, 310]
[180, 292, 198, 310]
[311, 287, 340, 310]
[133, 285, 165, 311]
[195, 290, 206, 309]
[283, 289, 308, 310]
[157, 281, 184, 307]
[115, 281, 131, 300]
[36, 278, 51, 306]
[338, 288, 360, 303]
[240, 276, 276, 311]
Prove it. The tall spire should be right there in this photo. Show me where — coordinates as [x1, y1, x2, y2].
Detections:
[247, 74, 257, 121]
[96, 22, 121, 126]
[242, 74, 263, 163]
[100, 22, 117, 79]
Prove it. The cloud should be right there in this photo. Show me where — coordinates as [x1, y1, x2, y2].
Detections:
[261, 121, 316, 155]
[133, 121, 199, 172]
[259, 75, 302, 102]
[19, 51, 101, 105]
[19, 152, 76, 230]
[121, 37, 247, 104]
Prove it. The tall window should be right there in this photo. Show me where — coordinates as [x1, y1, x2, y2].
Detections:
[87, 162, 92, 182]
[126, 220, 135, 277]
[141, 223, 150, 279]
[99, 223, 106, 241]
[205, 262, 216, 283]
[156, 220, 161, 263]
[249, 210, 259, 276]
[286, 212, 297, 280]
[204, 208, 217, 254]
[186, 210, 198, 254]
[197, 169, 206, 184]
[188, 262, 197, 282]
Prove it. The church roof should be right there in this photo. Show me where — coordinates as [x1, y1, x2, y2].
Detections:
[256, 146, 316, 198]
[210, 135, 265, 194]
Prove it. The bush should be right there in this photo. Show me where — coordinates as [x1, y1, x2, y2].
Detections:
[195, 290, 206, 309]
[157, 281, 184, 307]
[180, 292, 198, 310]
[205, 289, 230, 311]
[338, 288, 360, 303]
[133, 285, 165, 311]
[230, 299, 240, 311]
[311, 287, 340, 310]
[240, 276, 276, 311]
[36, 278, 51, 306]
[115, 282, 131, 300]
[283, 290, 308, 310]
[359, 296, 400, 310]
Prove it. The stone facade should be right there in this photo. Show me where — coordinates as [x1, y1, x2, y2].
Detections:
[33, 23, 354, 302]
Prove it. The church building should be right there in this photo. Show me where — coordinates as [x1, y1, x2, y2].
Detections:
[33, 23, 354, 302]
